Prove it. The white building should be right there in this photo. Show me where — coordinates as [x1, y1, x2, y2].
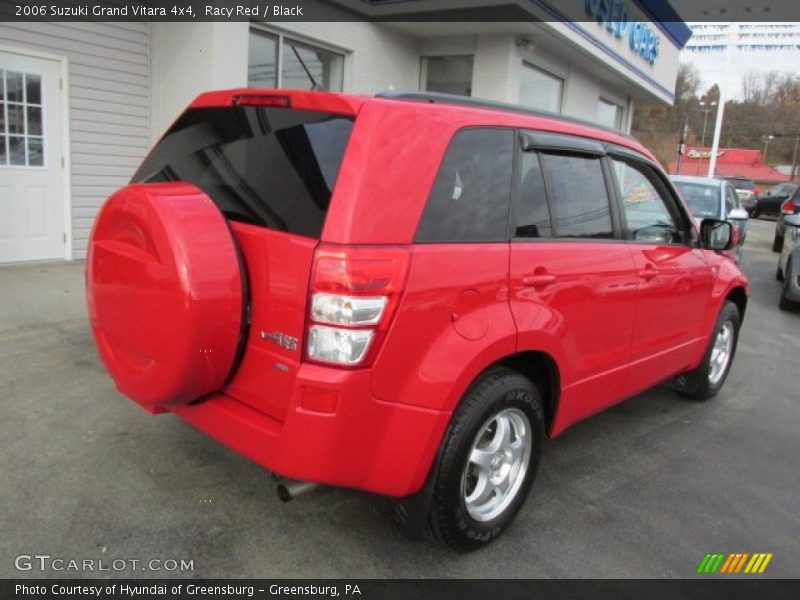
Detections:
[0, 0, 690, 263]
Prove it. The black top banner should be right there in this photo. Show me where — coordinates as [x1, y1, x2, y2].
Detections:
[2, 0, 800, 23]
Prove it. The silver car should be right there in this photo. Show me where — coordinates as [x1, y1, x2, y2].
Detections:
[670, 175, 749, 264]
[777, 214, 800, 311]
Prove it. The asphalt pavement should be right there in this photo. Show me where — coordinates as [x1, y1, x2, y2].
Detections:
[1, 218, 798, 578]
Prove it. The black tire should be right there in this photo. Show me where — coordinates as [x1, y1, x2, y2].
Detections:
[779, 259, 798, 311]
[776, 264, 784, 281]
[426, 367, 544, 551]
[772, 233, 784, 253]
[673, 301, 741, 402]
[751, 208, 759, 219]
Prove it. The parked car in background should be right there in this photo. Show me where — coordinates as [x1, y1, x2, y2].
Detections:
[771, 185, 800, 252]
[671, 175, 749, 264]
[753, 182, 798, 221]
[776, 214, 800, 310]
[86, 89, 749, 550]
[723, 176, 758, 213]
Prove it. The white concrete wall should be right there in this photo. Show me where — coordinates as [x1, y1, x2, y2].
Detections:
[471, 34, 517, 103]
[150, 22, 248, 139]
[467, 31, 635, 130]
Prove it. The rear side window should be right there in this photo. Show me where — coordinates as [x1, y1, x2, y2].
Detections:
[540, 153, 613, 239]
[415, 128, 514, 242]
[515, 152, 552, 238]
[132, 107, 354, 239]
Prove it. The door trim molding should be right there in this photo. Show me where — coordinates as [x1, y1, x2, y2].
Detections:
[0, 44, 72, 260]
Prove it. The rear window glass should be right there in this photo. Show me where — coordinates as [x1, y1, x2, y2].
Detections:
[726, 178, 755, 190]
[132, 107, 354, 239]
[673, 182, 721, 219]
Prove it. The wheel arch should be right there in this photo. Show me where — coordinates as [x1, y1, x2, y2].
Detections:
[725, 285, 748, 322]
[485, 350, 561, 438]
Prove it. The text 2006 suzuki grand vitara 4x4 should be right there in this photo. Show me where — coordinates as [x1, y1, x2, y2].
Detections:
[87, 89, 749, 550]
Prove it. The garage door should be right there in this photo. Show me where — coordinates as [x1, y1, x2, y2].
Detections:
[0, 50, 65, 263]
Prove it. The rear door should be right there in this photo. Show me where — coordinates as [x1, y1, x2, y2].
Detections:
[607, 153, 712, 392]
[509, 132, 638, 428]
[132, 106, 355, 421]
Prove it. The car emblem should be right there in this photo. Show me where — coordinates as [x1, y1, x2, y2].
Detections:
[260, 331, 299, 352]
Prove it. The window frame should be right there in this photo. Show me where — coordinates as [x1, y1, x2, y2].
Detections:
[606, 151, 696, 246]
[597, 97, 624, 130]
[419, 55, 475, 97]
[0, 68, 46, 169]
[248, 25, 345, 92]
[519, 62, 564, 114]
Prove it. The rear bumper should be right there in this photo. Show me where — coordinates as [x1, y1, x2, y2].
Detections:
[170, 366, 452, 497]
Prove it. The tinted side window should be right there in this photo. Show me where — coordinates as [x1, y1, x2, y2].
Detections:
[515, 152, 552, 238]
[132, 107, 353, 239]
[539, 153, 613, 239]
[416, 128, 514, 242]
[611, 158, 684, 244]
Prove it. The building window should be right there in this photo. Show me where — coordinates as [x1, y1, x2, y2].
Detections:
[248, 29, 344, 92]
[1, 69, 45, 167]
[420, 56, 473, 97]
[597, 98, 624, 129]
[248, 30, 278, 87]
[519, 63, 563, 113]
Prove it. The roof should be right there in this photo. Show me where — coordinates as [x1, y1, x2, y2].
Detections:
[377, 90, 638, 142]
[668, 146, 791, 182]
[189, 88, 654, 161]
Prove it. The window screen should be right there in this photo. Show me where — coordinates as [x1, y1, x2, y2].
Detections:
[539, 153, 613, 239]
[416, 128, 514, 242]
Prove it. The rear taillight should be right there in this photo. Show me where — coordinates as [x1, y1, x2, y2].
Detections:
[781, 198, 796, 215]
[306, 244, 410, 367]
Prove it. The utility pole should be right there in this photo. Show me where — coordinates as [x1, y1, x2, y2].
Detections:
[791, 134, 799, 181]
[676, 115, 689, 174]
[709, 23, 737, 178]
[699, 101, 717, 147]
[763, 134, 775, 163]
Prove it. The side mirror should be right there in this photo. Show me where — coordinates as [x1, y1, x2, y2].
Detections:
[701, 218, 733, 251]
[728, 208, 749, 221]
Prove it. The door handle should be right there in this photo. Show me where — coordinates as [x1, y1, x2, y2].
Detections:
[638, 266, 658, 280]
[522, 274, 557, 287]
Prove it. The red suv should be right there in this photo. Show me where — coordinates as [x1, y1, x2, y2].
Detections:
[87, 89, 749, 550]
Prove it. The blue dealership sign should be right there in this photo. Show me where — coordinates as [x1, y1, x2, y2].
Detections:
[585, 0, 660, 65]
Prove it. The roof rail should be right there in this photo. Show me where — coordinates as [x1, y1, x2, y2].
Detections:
[375, 89, 637, 142]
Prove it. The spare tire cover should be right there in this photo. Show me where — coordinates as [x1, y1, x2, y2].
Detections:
[87, 182, 244, 407]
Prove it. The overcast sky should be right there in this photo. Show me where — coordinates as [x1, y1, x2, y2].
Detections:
[680, 23, 800, 100]
[681, 49, 799, 100]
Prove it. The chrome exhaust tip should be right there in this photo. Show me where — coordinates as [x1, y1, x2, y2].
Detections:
[277, 479, 319, 502]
